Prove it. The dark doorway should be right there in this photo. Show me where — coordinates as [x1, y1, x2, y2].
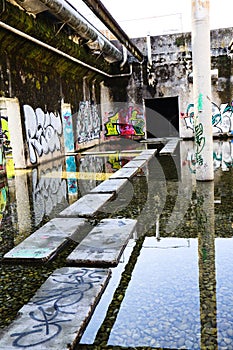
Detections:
[145, 97, 179, 138]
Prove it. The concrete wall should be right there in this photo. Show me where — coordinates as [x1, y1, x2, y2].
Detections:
[1, 0, 233, 169]
[131, 28, 233, 138]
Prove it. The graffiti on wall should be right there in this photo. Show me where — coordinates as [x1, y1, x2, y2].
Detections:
[104, 106, 145, 137]
[24, 105, 63, 164]
[182, 101, 233, 134]
[62, 110, 74, 153]
[0, 114, 11, 152]
[76, 101, 100, 144]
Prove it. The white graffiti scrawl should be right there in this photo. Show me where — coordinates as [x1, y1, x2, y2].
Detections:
[24, 105, 63, 164]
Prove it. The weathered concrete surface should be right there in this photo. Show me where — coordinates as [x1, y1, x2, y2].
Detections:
[159, 138, 179, 155]
[108, 166, 139, 179]
[57, 193, 114, 217]
[90, 178, 129, 194]
[134, 149, 157, 159]
[123, 159, 147, 168]
[67, 218, 137, 266]
[4, 218, 87, 262]
[0, 267, 111, 350]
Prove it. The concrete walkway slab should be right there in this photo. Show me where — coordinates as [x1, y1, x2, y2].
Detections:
[90, 178, 129, 194]
[123, 159, 147, 168]
[108, 166, 139, 179]
[160, 138, 179, 155]
[0, 267, 111, 350]
[133, 149, 157, 160]
[57, 193, 114, 218]
[4, 218, 87, 262]
[67, 218, 137, 267]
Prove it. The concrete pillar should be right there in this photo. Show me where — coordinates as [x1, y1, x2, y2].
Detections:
[0, 97, 26, 169]
[191, 0, 214, 180]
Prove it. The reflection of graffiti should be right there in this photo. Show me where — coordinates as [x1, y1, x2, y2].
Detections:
[32, 165, 67, 226]
[24, 105, 63, 164]
[195, 123, 205, 166]
[104, 106, 145, 137]
[62, 110, 74, 152]
[183, 141, 233, 173]
[0, 181, 7, 225]
[182, 101, 233, 134]
[79, 155, 104, 193]
[65, 156, 78, 195]
[107, 153, 129, 171]
[11, 268, 105, 348]
[76, 101, 100, 144]
[0, 144, 5, 173]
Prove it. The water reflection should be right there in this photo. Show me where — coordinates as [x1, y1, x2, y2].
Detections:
[1, 140, 233, 350]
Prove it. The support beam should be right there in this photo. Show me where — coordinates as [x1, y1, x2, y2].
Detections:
[191, 0, 213, 181]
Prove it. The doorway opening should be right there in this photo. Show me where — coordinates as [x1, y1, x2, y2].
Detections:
[145, 97, 179, 138]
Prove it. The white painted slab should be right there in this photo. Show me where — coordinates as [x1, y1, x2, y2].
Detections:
[123, 159, 147, 168]
[4, 218, 87, 262]
[0, 267, 111, 350]
[108, 167, 139, 179]
[58, 193, 114, 217]
[90, 178, 129, 194]
[67, 218, 137, 266]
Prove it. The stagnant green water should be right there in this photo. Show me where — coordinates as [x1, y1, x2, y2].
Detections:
[1, 140, 233, 349]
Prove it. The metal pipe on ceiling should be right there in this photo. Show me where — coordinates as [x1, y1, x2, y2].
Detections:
[81, 0, 144, 63]
[14, 0, 123, 63]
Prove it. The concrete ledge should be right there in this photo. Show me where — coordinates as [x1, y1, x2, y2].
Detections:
[89, 178, 129, 194]
[66, 218, 137, 267]
[108, 166, 139, 179]
[3, 218, 87, 262]
[132, 149, 157, 160]
[57, 193, 114, 218]
[123, 159, 147, 168]
[0, 267, 111, 350]
[159, 138, 179, 155]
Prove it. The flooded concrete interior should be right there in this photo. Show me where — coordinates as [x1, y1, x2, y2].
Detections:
[1, 139, 233, 349]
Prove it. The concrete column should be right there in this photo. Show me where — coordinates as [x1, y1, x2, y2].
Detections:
[191, 0, 214, 180]
[0, 97, 26, 169]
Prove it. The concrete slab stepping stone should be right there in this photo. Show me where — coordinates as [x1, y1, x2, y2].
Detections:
[132, 149, 157, 160]
[159, 138, 179, 155]
[4, 218, 87, 262]
[89, 178, 129, 194]
[0, 267, 111, 350]
[108, 166, 139, 179]
[57, 193, 114, 218]
[66, 218, 137, 267]
[123, 158, 147, 168]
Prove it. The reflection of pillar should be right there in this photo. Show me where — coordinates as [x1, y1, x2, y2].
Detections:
[65, 156, 78, 203]
[14, 170, 31, 243]
[196, 181, 217, 348]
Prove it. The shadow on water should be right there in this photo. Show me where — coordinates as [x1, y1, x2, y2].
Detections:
[1, 139, 233, 349]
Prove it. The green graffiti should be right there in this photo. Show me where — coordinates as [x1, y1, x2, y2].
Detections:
[198, 93, 203, 111]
